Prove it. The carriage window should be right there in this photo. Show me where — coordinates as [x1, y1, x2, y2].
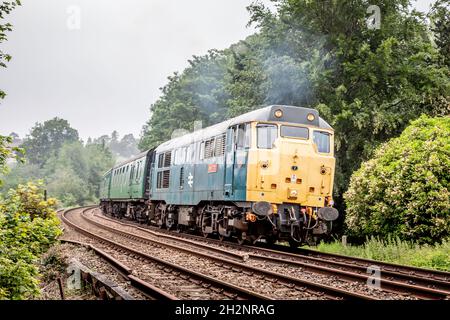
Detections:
[257, 124, 278, 149]
[281, 125, 309, 139]
[138, 162, 141, 180]
[313, 131, 331, 153]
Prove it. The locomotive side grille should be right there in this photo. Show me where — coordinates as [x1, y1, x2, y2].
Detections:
[205, 138, 215, 158]
[164, 151, 172, 167]
[215, 134, 226, 157]
[179, 167, 184, 187]
[162, 170, 170, 188]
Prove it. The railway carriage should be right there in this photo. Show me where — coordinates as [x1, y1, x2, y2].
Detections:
[100, 105, 339, 246]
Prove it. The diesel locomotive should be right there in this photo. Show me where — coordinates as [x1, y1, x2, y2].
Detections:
[100, 105, 339, 246]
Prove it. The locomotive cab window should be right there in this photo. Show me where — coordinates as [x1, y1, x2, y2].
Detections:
[313, 131, 331, 153]
[281, 125, 309, 139]
[257, 124, 278, 149]
[236, 123, 251, 149]
[244, 123, 251, 148]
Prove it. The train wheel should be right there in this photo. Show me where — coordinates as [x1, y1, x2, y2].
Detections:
[236, 232, 246, 245]
[218, 226, 230, 242]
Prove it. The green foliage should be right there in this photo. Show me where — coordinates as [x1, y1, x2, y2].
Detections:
[1, 1, 22, 185]
[20, 118, 79, 167]
[0, 162, 41, 191]
[139, 1, 450, 222]
[429, 0, 450, 67]
[0, 0, 21, 100]
[0, 182, 61, 299]
[44, 142, 115, 206]
[311, 236, 450, 271]
[2, 140, 115, 207]
[247, 0, 450, 198]
[94, 132, 139, 161]
[139, 50, 230, 150]
[1, 119, 115, 207]
[344, 116, 450, 243]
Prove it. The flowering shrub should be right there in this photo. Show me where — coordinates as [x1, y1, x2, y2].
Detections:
[0, 182, 61, 299]
[344, 115, 450, 244]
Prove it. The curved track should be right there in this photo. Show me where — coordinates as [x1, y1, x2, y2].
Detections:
[61, 207, 272, 300]
[62, 207, 382, 300]
[91, 207, 450, 300]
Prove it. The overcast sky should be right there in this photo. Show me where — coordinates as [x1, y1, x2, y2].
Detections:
[0, 0, 436, 141]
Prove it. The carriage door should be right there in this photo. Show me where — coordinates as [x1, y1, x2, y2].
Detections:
[224, 126, 237, 198]
[129, 164, 135, 198]
[224, 124, 250, 199]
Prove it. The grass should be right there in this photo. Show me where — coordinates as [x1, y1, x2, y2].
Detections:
[304, 236, 450, 272]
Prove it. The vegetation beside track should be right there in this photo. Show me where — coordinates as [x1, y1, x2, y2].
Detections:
[307, 236, 450, 272]
[345, 116, 450, 244]
[0, 182, 61, 299]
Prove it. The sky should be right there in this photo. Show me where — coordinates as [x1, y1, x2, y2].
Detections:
[0, 0, 437, 141]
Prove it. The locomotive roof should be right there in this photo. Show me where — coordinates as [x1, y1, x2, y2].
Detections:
[155, 105, 332, 153]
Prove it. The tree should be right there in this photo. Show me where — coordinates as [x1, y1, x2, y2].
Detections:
[0, 1, 21, 184]
[92, 132, 139, 160]
[139, 0, 450, 229]
[429, 0, 450, 67]
[43, 141, 115, 206]
[344, 116, 450, 244]
[0, 0, 21, 100]
[20, 117, 79, 167]
[117, 134, 139, 158]
[139, 50, 230, 150]
[247, 0, 450, 201]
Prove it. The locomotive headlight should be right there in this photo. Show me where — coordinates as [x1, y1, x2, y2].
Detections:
[307, 113, 315, 121]
[274, 109, 283, 118]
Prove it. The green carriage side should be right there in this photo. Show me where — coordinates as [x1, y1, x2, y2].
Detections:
[108, 150, 154, 200]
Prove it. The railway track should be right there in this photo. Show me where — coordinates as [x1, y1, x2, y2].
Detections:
[62, 207, 386, 300]
[91, 207, 450, 300]
[61, 207, 272, 300]
[83, 209, 384, 299]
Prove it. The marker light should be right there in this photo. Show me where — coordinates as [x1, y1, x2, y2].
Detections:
[274, 109, 283, 118]
[307, 113, 315, 121]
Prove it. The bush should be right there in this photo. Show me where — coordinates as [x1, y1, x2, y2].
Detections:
[0, 182, 61, 299]
[344, 115, 450, 244]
